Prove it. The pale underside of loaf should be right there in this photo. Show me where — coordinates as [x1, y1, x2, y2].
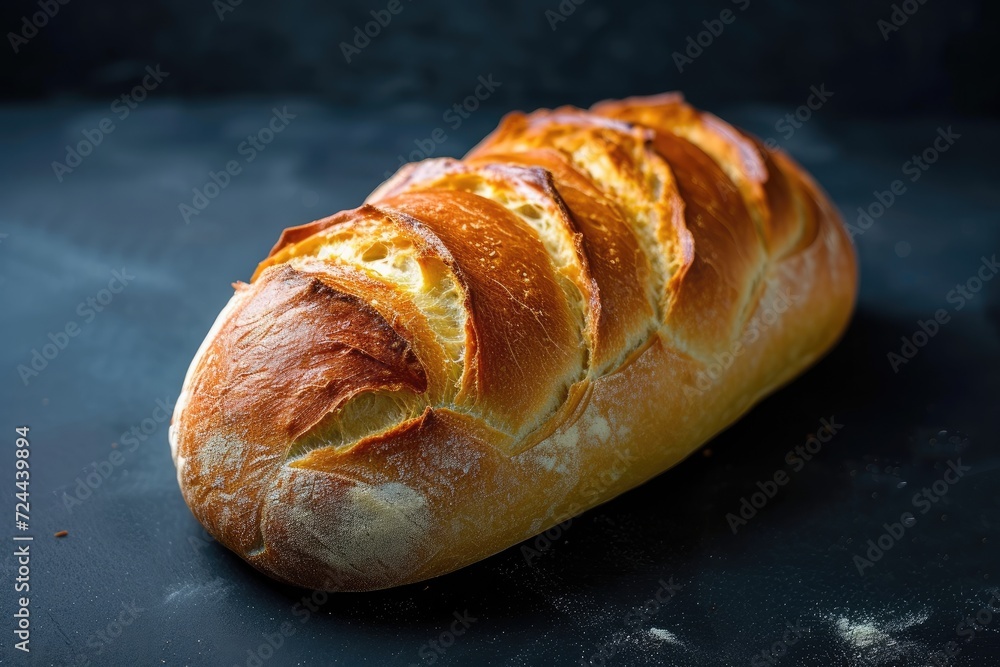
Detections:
[169, 93, 857, 591]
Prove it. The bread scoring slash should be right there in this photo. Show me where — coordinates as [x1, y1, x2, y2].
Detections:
[169, 92, 857, 592]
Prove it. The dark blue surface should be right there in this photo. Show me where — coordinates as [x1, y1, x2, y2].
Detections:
[2, 0, 996, 119]
[1, 100, 999, 666]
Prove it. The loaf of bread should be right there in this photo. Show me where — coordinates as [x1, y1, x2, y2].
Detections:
[169, 93, 857, 592]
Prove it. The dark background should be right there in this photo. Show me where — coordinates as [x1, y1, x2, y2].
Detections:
[1, 0, 997, 117]
[2, 1, 999, 666]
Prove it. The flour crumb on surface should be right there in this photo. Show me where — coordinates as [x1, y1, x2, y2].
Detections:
[648, 627, 685, 647]
[828, 608, 930, 665]
[834, 617, 892, 649]
[163, 577, 230, 604]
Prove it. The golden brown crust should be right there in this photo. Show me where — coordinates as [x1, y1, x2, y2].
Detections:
[367, 156, 599, 366]
[467, 107, 693, 314]
[464, 148, 657, 374]
[591, 93, 772, 242]
[171, 263, 427, 557]
[169, 92, 857, 591]
[373, 190, 586, 437]
[642, 127, 767, 357]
